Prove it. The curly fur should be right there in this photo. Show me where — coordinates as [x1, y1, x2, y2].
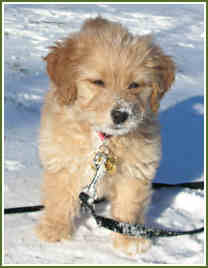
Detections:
[36, 17, 175, 255]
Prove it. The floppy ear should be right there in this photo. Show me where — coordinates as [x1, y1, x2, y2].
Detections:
[44, 39, 78, 106]
[149, 50, 176, 113]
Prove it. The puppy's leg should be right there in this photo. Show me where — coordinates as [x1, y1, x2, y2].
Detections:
[36, 169, 80, 242]
[111, 178, 152, 255]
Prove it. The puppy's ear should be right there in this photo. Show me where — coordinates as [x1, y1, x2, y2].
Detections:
[149, 48, 175, 113]
[44, 40, 78, 106]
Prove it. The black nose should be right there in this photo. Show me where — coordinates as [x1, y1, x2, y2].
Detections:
[111, 109, 129, 125]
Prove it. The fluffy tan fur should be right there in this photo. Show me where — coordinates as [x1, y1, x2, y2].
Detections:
[36, 17, 175, 255]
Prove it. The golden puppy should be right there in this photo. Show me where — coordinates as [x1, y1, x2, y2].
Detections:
[36, 17, 175, 255]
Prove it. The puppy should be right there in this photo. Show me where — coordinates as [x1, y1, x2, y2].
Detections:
[36, 17, 175, 255]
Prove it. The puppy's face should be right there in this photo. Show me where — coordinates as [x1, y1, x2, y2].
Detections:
[76, 50, 152, 136]
[45, 17, 175, 136]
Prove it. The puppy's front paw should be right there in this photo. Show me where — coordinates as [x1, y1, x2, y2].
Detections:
[35, 221, 73, 242]
[113, 233, 151, 256]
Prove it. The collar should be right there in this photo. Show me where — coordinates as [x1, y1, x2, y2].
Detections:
[97, 132, 112, 141]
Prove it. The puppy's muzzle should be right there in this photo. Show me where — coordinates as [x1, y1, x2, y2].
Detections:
[111, 109, 129, 125]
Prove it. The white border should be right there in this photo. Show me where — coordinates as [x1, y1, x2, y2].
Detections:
[2, 3, 5, 266]
[203, 3, 207, 267]
[2, 1, 207, 4]
[2, 1, 206, 266]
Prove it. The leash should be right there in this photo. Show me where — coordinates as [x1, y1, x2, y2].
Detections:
[4, 181, 204, 215]
[4, 182, 204, 238]
[79, 191, 204, 238]
[78, 139, 204, 238]
[4, 132, 204, 238]
[4, 205, 44, 214]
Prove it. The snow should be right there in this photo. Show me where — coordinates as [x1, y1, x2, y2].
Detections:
[3, 3, 205, 265]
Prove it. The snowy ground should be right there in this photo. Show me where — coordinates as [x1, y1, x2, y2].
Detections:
[3, 3, 205, 265]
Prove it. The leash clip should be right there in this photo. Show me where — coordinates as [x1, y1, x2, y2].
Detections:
[81, 142, 116, 214]
[82, 150, 108, 206]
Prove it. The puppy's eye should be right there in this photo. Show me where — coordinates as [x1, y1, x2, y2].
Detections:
[92, 80, 105, 87]
[128, 82, 140, 89]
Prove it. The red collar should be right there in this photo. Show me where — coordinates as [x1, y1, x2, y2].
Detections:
[98, 132, 112, 141]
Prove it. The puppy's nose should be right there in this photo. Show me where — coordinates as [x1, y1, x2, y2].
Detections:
[111, 109, 129, 125]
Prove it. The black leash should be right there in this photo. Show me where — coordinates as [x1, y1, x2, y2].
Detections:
[4, 181, 204, 238]
[79, 181, 204, 238]
[152, 181, 204, 190]
[4, 181, 204, 214]
[79, 191, 204, 238]
[4, 205, 44, 215]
